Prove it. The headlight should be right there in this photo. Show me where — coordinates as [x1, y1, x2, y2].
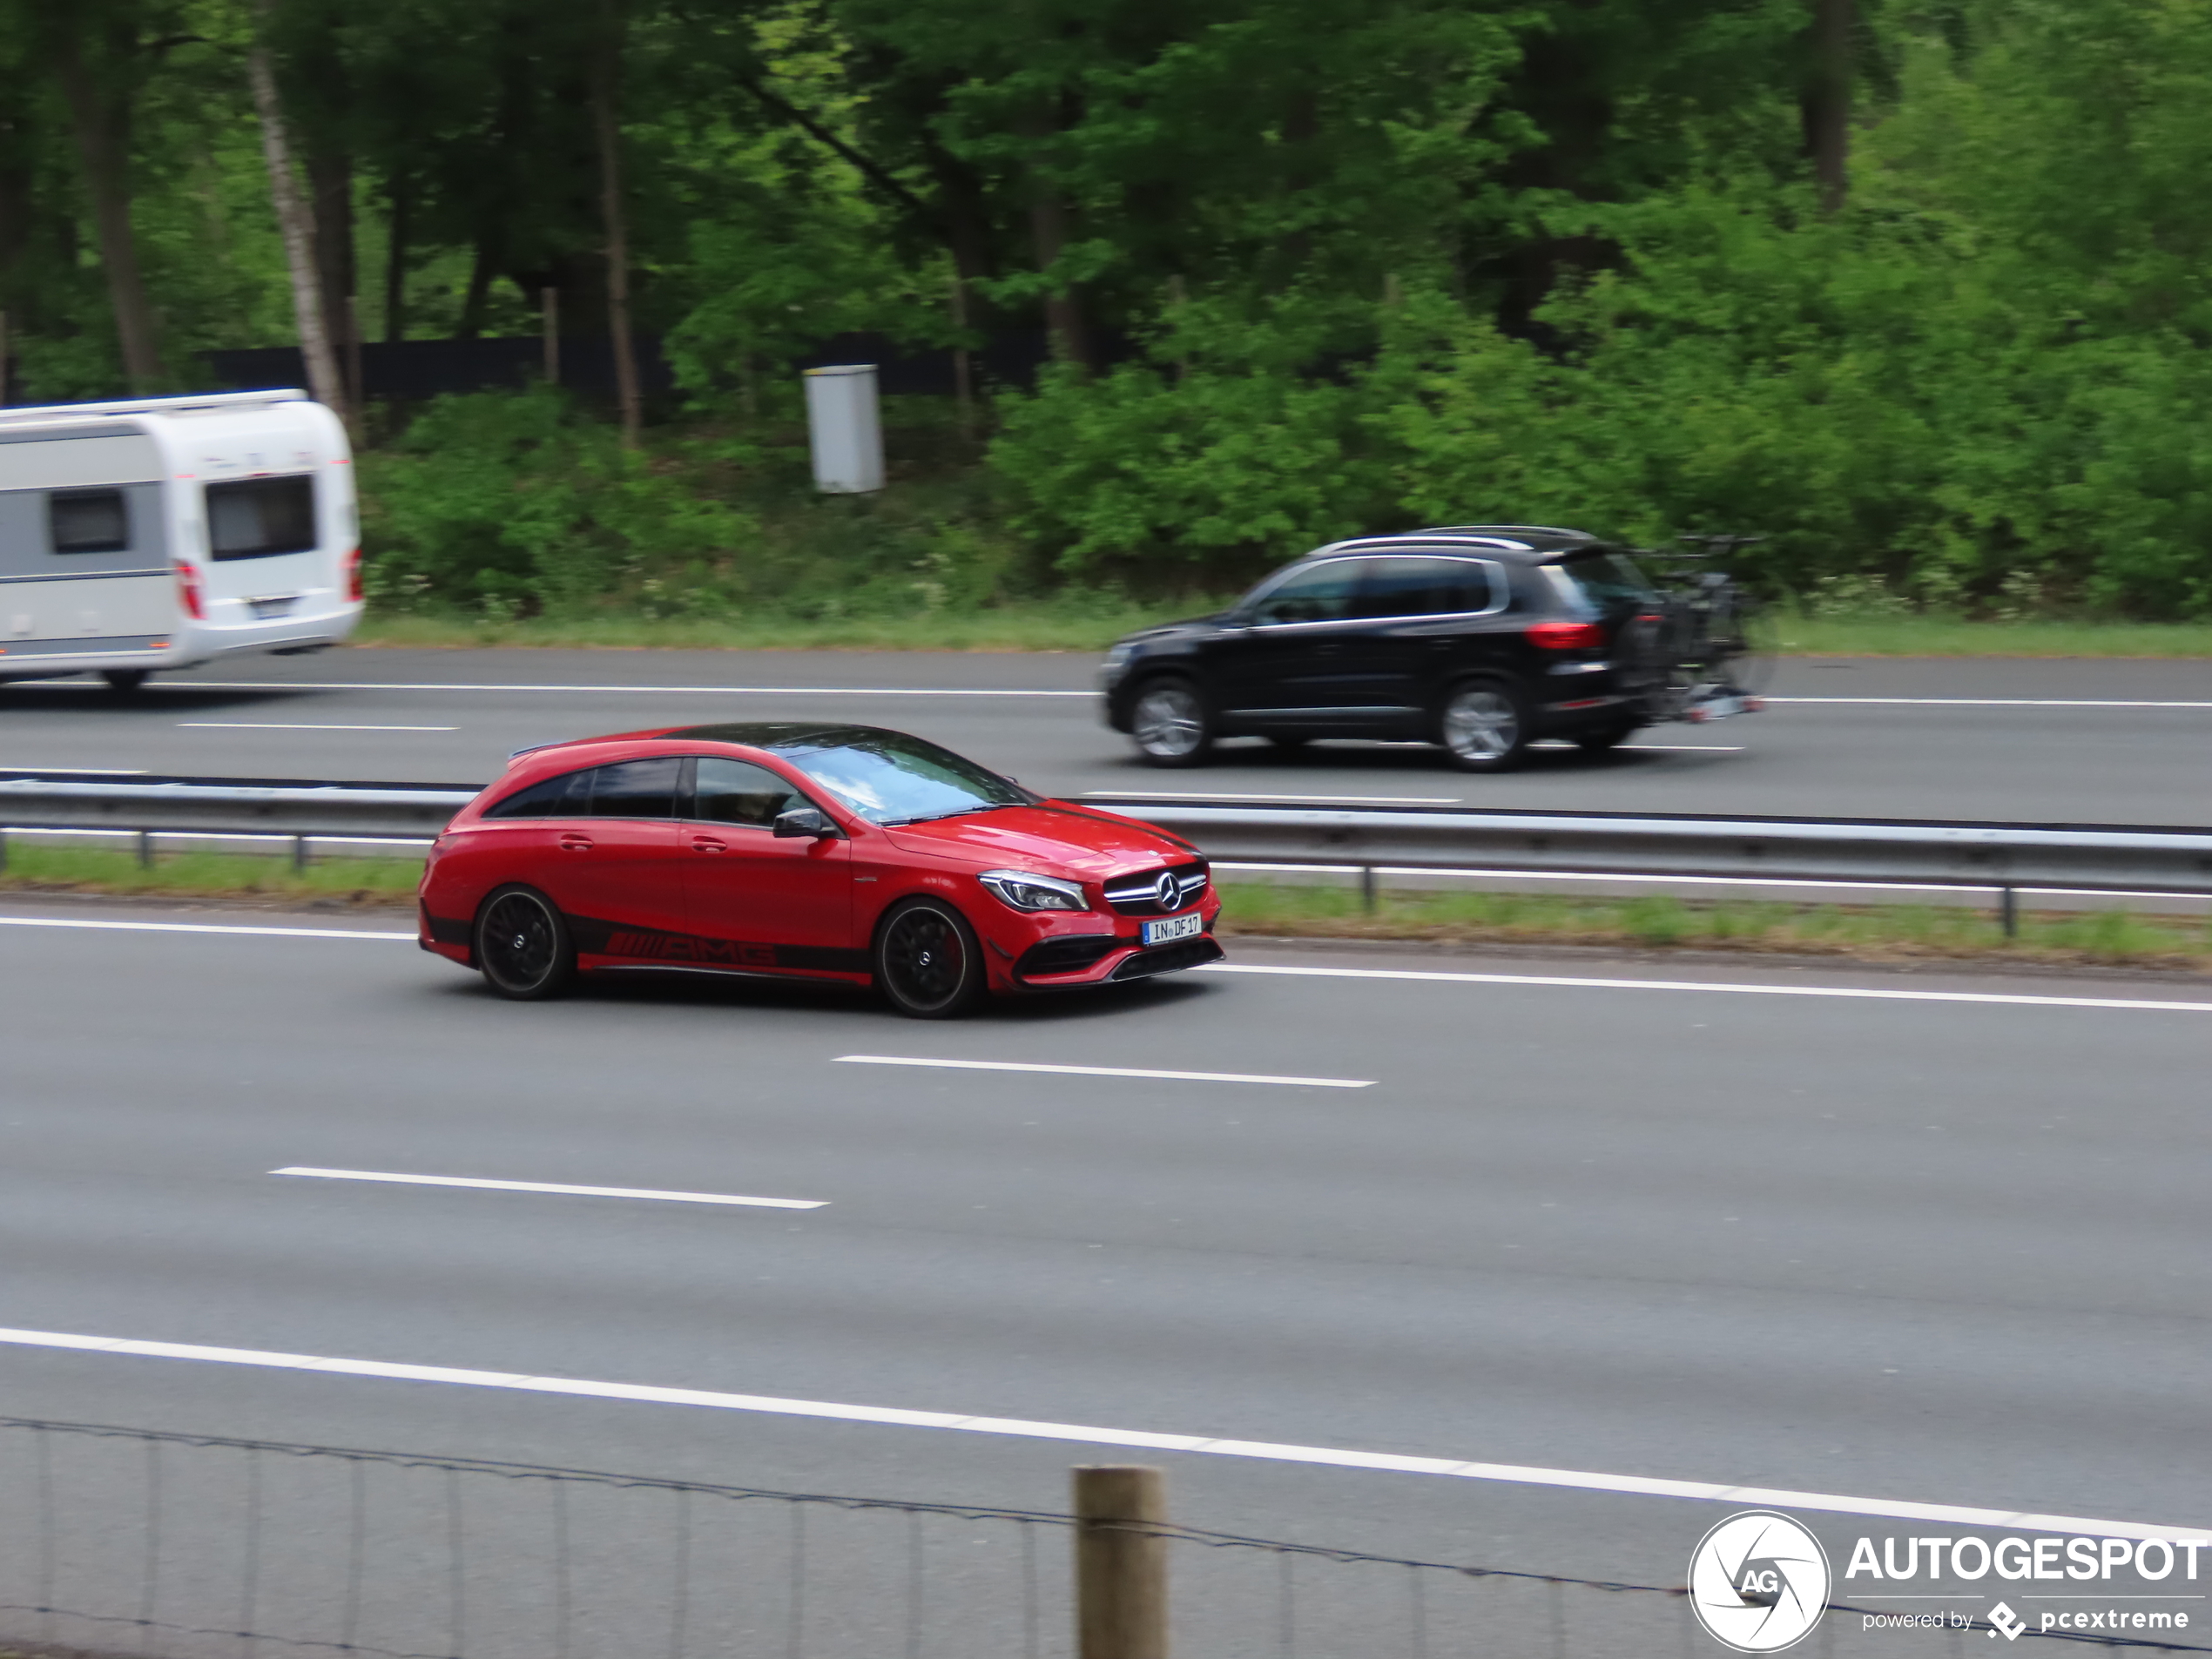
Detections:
[978, 869, 1089, 913]
[1103, 641, 1136, 670]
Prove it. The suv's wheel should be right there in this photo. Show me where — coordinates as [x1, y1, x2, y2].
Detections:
[1439, 682, 1531, 772]
[1130, 678, 1213, 767]
[475, 886, 576, 1000]
[102, 669, 149, 694]
[875, 898, 986, 1018]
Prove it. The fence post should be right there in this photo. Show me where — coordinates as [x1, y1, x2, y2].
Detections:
[1074, 1465, 1169, 1659]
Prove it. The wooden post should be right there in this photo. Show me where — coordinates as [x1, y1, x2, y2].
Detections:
[948, 269, 974, 439]
[1074, 1466, 1168, 1659]
[543, 287, 561, 386]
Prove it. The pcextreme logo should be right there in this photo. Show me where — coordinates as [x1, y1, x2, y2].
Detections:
[1689, 1511, 1833, 1653]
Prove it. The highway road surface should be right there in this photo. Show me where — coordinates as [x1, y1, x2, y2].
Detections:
[3, 647, 2210, 824]
[2, 894, 2208, 1654]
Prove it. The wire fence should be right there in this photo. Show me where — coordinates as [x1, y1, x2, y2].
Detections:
[0, 1417, 2203, 1658]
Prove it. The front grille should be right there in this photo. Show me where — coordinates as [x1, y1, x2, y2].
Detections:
[1015, 934, 1121, 980]
[1103, 860, 1209, 917]
[1109, 936, 1224, 979]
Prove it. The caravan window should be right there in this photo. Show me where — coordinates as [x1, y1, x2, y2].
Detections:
[207, 475, 318, 561]
[50, 489, 130, 554]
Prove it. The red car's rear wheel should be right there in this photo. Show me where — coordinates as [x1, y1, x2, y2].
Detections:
[875, 898, 985, 1018]
[476, 886, 576, 1001]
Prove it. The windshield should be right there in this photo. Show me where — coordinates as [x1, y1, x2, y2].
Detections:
[1548, 551, 1656, 612]
[779, 730, 1032, 826]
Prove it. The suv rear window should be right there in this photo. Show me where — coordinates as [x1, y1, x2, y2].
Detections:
[1548, 552, 1654, 611]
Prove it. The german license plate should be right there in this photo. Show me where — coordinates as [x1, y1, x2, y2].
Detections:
[1143, 912, 1204, 947]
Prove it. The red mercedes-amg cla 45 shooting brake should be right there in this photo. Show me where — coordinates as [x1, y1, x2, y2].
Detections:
[418, 722, 1224, 1017]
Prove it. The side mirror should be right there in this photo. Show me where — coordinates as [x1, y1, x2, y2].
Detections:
[772, 805, 837, 839]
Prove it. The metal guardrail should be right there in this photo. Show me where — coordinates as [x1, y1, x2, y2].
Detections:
[5, 775, 2211, 929]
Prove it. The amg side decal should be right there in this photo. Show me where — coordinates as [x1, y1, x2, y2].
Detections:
[567, 914, 869, 976]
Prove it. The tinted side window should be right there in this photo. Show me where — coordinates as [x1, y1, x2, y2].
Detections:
[207, 475, 318, 561]
[691, 757, 805, 827]
[1354, 557, 1495, 619]
[1247, 559, 1366, 625]
[50, 489, 131, 554]
[584, 757, 679, 819]
[482, 768, 593, 819]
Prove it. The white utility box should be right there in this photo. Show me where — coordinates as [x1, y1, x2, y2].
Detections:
[803, 364, 885, 494]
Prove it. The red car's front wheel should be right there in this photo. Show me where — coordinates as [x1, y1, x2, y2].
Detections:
[875, 898, 985, 1019]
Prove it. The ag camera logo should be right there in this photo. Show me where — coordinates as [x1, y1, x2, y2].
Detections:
[1689, 1511, 1832, 1652]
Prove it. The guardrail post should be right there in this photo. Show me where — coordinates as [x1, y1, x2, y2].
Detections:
[1998, 885, 2018, 939]
[0, 828, 7, 874]
[1359, 865, 1377, 914]
[136, 829, 153, 869]
[293, 833, 310, 873]
[1074, 1465, 1169, 1659]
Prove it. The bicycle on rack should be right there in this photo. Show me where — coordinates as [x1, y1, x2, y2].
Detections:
[1626, 534, 1777, 724]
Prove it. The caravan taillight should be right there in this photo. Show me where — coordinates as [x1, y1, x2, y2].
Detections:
[343, 548, 364, 604]
[174, 561, 206, 621]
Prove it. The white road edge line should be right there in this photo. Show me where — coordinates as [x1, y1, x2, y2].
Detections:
[835, 1054, 1374, 1089]
[177, 722, 459, 732]
[0, 916, 412, 941]
[1199, 961, 2212, 1014]
[270, 1167, 825, 1210]
[137, 681, 1096, 698]
[1084, 792, 1465, 805]
[0, 1325, 2198, 1542]
[1768, 697, 2212, 710]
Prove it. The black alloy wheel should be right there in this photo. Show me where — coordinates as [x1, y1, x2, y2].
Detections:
[1438, 681, 1532, 772]
[1129, 678, 1213, 767]
[875, 898, 985, 1018]
[102, 669, 149, 694]
[475, 886, 576, 1000]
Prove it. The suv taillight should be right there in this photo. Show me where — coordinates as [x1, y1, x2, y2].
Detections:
[343, 547, 364, 603]
[1527, 620, 1604, 651]
[174, 560, 205, 620]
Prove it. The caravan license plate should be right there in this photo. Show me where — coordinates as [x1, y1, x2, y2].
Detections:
[1143, 913, 1204, 947]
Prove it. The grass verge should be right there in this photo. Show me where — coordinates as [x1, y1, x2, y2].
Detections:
[0, 844, 424, 905]
[5, 847, 2208, 974]
[350, 604, 2212, 658]
[1214, 881, 2212, 973]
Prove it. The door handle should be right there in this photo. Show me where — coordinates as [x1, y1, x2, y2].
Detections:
[558, 835, 594, 852]
[690, 837, 728, 853]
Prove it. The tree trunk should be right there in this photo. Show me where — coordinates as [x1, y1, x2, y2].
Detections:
[1802, 0, 1852, 213]
[590, 0, 642, 448]
[456, 238, 496, 340]
[1021, 101, 1090, 374]
[308, 150, 361, 406]
[382, 173, 410, 342]
[247, 24, 348, 428]
[51, 18, 165, 389]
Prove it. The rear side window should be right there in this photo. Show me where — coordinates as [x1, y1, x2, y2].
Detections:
[691, 757, 805, 826]
[50, 489, 130, 553]
[1246, 558, 1366, 626]
[1354, 557, 1495, 618]
[583, 757, 679, 819]
[1550, 552, 1655, 611]
[482, 768, 593, 819]
[206, 475, 318, 561]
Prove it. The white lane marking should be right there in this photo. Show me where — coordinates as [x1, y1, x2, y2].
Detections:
[177, 722, 458, 732]
[0, 916, 411, 941]
[1621, 744, 1745, 752]
[270, 1167, 825, 1210]
[835, 1054, 1373, 1089]
[0, 1325, 2197, 1541]
[1201, 961, 2212, 1014]
[145, 680, 1095, 698]
[0, 767, 150, 774]
[1770, 697, 2212, 710]
[1085, 791, 1463, 805]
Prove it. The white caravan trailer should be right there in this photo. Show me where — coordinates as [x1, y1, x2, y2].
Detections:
[0, 388, 361, 690]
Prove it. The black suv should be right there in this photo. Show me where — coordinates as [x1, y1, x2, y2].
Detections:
[1101, 526, 1665, 772]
